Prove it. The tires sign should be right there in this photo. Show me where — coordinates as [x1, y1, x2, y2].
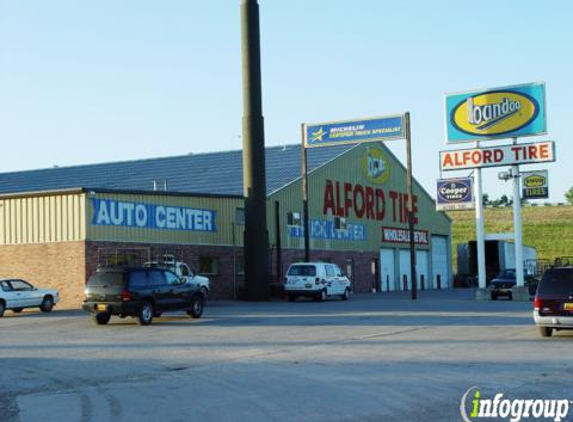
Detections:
[436, 177, 474, 211]
[521, 170, 549, 199]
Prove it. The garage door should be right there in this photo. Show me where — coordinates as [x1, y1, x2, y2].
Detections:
[416, 250, 429, 290]
[432, 235, 450, 289]
[379, 249, 395, 292]
[399, 250, 411, 291]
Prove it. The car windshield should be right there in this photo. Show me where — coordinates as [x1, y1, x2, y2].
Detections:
[537, 269, 573, 295]
[288, 265, 317, 276]
[88, 272, 125, 287]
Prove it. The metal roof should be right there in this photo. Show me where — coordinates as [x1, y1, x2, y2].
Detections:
[0, 144, 354, 197]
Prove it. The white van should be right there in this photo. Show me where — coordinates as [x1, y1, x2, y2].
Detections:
[284, 262, 351, 302]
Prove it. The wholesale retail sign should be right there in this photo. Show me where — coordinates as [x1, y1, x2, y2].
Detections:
[436, 177, 474, 211]
[440, 141, 555, 171]
[304, 115, 405, 148]
[445, 82, 546, 143]
[522, 170, 549, 199]
[382, 226, 429, 245]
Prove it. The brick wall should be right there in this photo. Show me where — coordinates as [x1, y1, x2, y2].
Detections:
[0, 242, 86, 309]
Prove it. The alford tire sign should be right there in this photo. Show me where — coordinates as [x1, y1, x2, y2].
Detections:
[440, 141, 555, 171]
[436, 177, 474, 211]
[445, 82, 546, 143]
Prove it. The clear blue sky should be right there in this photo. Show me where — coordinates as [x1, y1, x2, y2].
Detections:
[1, 1, 571, 202]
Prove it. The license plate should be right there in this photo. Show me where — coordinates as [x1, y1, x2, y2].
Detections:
[564, 303, 573, 311]
[305, 283, 312, 288]
[96, 304, 107, 311]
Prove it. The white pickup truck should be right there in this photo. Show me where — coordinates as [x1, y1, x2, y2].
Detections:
[144, 255, 210, 297]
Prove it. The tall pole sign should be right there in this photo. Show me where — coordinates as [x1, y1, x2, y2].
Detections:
[443, 82, 551, 293]
[302, 114, 419, 300]
[240, 0, 270, 301]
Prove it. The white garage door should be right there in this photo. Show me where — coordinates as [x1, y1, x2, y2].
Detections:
[432, 235, 450, 289]
[416, 250, 429, 290]
[399, 250, 411, 291]
[379, 249, 395, 292]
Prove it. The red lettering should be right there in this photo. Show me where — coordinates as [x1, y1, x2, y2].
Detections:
[353, 184, 365, 219]
[471, 150, 481, 165]
[323, 180, 335, 215]
[375, 189, 385, 220]
[442, 153, 453, 169]
[365, 187, 375, 219]
[539, 144, 549, 159]
[462, 151, 471, 166]
[400, 193, 406, 223]
[494, 149, 504, 162]
[511, 146, 522, 161]
[528, 145, 538, 159]
[482, 149, 492, 163]
[389, 190, 399, 222]
[344, 183, 353, 218]
[412, 195, 418, 224]
[335, 181, 344, 216]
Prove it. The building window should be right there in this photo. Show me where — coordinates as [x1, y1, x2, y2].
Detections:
[235, 255, 245, 275]
[199, 257, 220, 275]
[235, 208, 245, 225]
[287, 211, 301, 226]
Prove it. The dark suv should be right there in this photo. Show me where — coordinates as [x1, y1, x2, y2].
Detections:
[533, 267, 573, 337]
[83, 267, 205, 325]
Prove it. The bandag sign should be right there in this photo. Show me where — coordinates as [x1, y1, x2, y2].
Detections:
[445, 82, 546, 143]
[522, 170, 549, 199]
[440, 141, 555, 171]
[436, 177, 474, 211]
[91, 199, 217, 232]
[305, 115, 405, 148]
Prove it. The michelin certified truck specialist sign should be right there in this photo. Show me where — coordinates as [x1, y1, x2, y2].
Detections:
[436, 177, 474, 211]
[445, 82, 546, 143]
[440, 141, 555, 171]
[304, 115, 405, 148]
[521, 170, 549, 199]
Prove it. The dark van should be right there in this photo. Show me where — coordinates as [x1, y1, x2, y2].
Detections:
[533, 267, 573, 337]
[82, 267, 205, 326]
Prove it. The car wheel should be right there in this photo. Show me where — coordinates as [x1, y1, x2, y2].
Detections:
[317, 289, 327, 302]
[0, 300, 5, 317]
[287, 294, 297, 302]
[12, 308, 23, 313]
[40, 296, 54, 312]
[538, 326, 553, 338]
[187, 295, 204, 319]
[341, 288, 350, 301]
[138, 301, 154, 326]
[93, 312, 111, 325]
[201, 287, 209, 298]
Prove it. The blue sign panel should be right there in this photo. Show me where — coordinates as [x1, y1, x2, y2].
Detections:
[91, 199, 217, 232]
[436, 177, 474, 211]
[445, 82, 546, 143]
[288, 219, 366, 241]
[305, 115, 404, 148]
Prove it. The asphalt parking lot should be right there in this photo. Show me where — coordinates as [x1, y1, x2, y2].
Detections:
[1, 289, 572, 422]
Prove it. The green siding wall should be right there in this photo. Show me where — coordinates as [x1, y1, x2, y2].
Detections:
[268, 142, 450, 252]
[86, 192, 244, 246]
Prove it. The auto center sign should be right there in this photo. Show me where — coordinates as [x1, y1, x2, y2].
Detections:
[440, 141, 555, 171]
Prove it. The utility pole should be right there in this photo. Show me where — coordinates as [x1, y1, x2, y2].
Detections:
[240, 0, 270, 301]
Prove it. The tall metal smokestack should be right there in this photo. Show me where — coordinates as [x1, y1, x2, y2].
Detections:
[240, 0, 270, 301]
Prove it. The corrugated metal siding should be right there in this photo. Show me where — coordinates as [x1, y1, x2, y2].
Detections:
[0, 193, 86, 244]
[86, 192, 244, 246]
[269, 142, 451, 252]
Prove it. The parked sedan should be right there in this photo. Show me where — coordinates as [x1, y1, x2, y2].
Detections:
[0, 279, 60, 317]
[488, 269, 517, 300]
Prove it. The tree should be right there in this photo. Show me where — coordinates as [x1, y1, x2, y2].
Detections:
[482, 193, 490, 206]
[566, 187, 573, 205]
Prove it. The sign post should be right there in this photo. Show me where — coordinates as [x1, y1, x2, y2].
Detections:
[444, 82, 550, 296]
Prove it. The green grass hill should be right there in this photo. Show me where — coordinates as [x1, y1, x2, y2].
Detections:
[447, 205, 573, 273]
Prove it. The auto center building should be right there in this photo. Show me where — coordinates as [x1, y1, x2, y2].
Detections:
[0, 142, 451, 307]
